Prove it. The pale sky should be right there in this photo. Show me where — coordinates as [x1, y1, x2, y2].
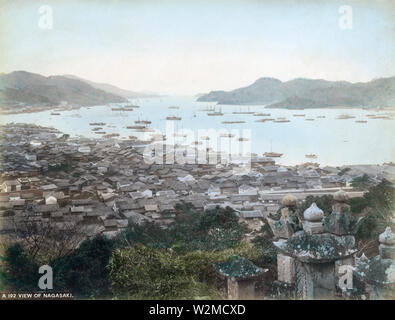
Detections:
[0, 0, 394, 95]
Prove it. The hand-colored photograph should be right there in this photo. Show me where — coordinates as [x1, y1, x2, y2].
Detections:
[0, 0, 394, 305]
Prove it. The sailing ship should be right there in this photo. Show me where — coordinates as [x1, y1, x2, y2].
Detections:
[264, 152, 283, 157]
[264, 140, 283, 157]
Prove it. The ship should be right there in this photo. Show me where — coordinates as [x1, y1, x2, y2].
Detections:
[264, 152, 283, 157]
[103, 133, 120, 138]
[207, 106, 224, 116]
[254, 113, 271, 116]
[207, 111, 224, 116]
[336, 114, 356, 120]
[222, 121, 246, 124]
[126, 125, 146, 129]
[255, 118, 274, 122]
[166, 116, 182, 120]
[219, 133, 235, 138]
[135, 120, 152, 125]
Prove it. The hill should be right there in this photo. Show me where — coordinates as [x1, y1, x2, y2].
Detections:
[197, 76, 395, 108]
[0, 71, 128, 107]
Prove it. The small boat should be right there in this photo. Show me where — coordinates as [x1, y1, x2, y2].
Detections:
[355, 120, 367, 123]
[317, 116, 325, 118]
[222, 121, 246, 124]
[254, 113, 271, 116]
[50, 112, 61, 115]
[305, 118, 315, 121]
[166, 116, 182, 120]
[232, 111, 254, 114]
[135, 120, 152, 125]
[135, 127, 154, 132]
[94, 131, 106, 134]
[90, 122, 106, 126]
[219, 133, 235, 138]
[207, 112, 224, 116]
[129, 136, 138, 140]
[103, 133, 120, 138]
[274, 119, 290, 123]
[293, 114, 305, 117]
[238, 137, 249, 142]
[336, 114, 355, 120]
[305, 154, 317, 159]
[169, 106, 180, 109]
[126, 125, 146, 129]
[91, 127, 103, 131]
[264, 152, 283, 157]
[255, 118, 274, 122]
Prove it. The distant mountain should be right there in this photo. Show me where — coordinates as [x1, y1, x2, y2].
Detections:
[62, 74, 158, 98]
[197, 76, 395, 108]
[0, 71, 128, 107]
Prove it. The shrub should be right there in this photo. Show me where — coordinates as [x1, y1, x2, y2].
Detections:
[2, 244, 39, 292]
[109, 244, 220, 299]
[51, 235, 116, 299]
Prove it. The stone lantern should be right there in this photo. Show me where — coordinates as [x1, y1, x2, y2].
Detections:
[213, 256, 267, 300]
[273, 201, 358, 299]
[354, 227, 395, 299]
[267, 195, 301, 293]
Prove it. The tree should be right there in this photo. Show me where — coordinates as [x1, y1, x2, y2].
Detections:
[2, 244, 39, 292]
[351, 174, 372, 190]
[51, 235, 116, 299]
[12, 211, 87, 264]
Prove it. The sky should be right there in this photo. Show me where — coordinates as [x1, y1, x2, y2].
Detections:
[0, 0, 394, 95]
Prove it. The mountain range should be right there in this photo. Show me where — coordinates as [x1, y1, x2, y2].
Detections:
[197, 76, 395, 109]
[0, 71, 154, 108]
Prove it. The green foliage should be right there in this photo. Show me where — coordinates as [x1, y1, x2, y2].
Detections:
[116, 221, 174, 249]
[109, 244, 221, 299]
[351, 174, 371, 189]
[117, 206, 247, 253]
[251, 236, 277, 265]
[354, 179, 395, 240]
[180, 242, 260, 284]
[2, 244, 39, 292]
[51, 235, 116, 299]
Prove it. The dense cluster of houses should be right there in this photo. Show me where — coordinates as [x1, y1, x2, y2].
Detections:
[1, 123, 394, 241]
